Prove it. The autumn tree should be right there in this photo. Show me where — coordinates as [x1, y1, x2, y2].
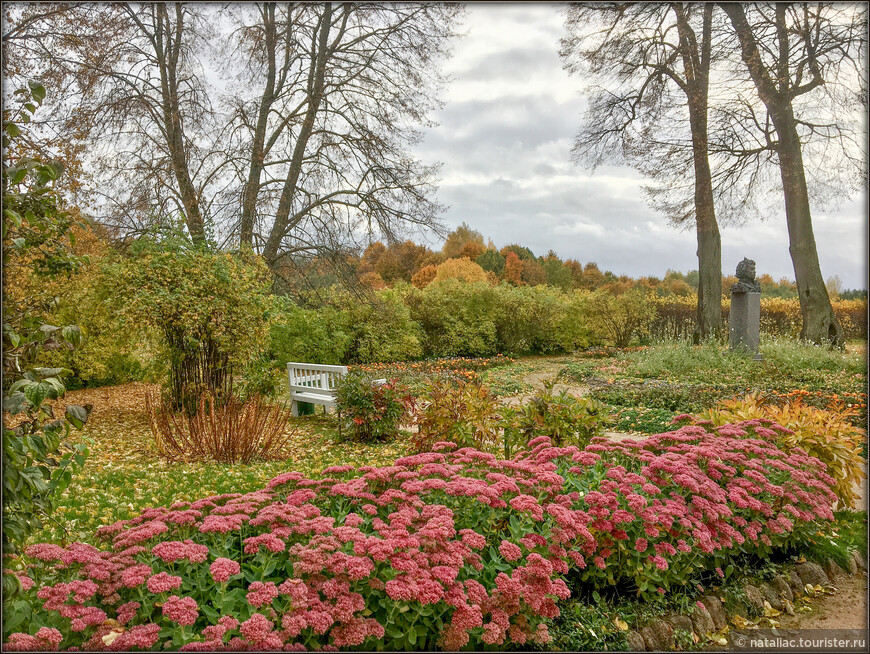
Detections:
[520, 257, 547, 286]
[375, 241, 436, 283]
[432, 258, 488, 284]
[411, 264, 438, 289]
[561, 3, 725, 340]
[719, 3, 866, 346]
[442, 221, 486, 259]
[503, 251, 524, 285]
[358, 241, 388, 276]
[500, 244, 536, 261]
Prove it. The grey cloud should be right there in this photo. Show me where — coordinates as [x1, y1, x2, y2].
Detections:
[408, 5, 867, 289]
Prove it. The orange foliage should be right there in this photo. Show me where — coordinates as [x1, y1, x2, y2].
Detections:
[359, 271, 386, 289]
[459, 240, 487, 260]
[503, 251, 523, 285]
[411, 264, 438, 289]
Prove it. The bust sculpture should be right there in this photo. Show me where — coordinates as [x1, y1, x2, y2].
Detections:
[731, 258, 761, 293]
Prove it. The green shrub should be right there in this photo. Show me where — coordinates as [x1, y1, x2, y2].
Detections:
[407, 280, 500, 357]
[413, 378, 502, 452]
[102, 234, 274, 411]
[237, 355, 285, 401]
[493, 285, 591, 354]
[579, 288, 656, 347]
[269, 301, 352, 367]
[501, 378, 605, 457]
[407, 281, 593, 357]
[271, 288, 422, 366]
[341, 286, 422, 363]
[334, 372, 413, 442]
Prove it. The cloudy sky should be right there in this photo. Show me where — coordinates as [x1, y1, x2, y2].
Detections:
[411, 4, 869, 289]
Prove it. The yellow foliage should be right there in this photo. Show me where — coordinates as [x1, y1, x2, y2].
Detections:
[432, 257, 488, 284]
[702, 392, 866, 509]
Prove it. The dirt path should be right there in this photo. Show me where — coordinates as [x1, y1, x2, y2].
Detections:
[500, 360, 589, 406]
[778, 571, 868, 630]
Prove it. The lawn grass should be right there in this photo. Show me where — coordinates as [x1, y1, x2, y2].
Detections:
[619, 337, 866, 394]
[30, 384, 410, 547]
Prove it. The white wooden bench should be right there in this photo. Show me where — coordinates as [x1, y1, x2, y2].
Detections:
[287, 362, 348, 417]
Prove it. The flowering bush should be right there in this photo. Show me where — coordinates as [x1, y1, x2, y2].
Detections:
[5, 421, 837, 651]
[691, 392, 866, 508]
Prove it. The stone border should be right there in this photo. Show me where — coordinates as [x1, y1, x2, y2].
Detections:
[625, 551, 867, 651]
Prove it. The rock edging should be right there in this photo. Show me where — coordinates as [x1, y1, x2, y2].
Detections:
[628, 551, 867, 651]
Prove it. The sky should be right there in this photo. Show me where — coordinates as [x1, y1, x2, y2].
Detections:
[410, 3, 869, 290]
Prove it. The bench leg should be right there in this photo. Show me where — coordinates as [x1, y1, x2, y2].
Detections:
[291, 400, 299, 417]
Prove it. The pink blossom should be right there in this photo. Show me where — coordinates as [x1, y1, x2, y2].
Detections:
[240, 612, 274, 643]
[162, 595, 198, 626]
[498, 540, 523, 562]
[246, 581, 279, 608]
[210, 557, 240, 583]
[146, 572, 182, 594]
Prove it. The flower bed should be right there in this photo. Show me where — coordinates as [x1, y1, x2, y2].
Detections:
[5, 421, 837, 651]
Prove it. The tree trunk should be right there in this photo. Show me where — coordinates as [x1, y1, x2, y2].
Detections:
[688, 104, 722, 342]
[721, 3, 843, 347]
[674, 3, 722, 341]
[239, 3, 278, 249]
[155, 5, 206, 243]
[771, 105, 844, 346]
[262, 3, 335, 265]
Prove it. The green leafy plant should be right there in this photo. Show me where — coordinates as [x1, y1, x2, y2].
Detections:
[2, 370, 90, 555]
[334, 372, 413, 442]
[2, 81, 90, 564]
[102, 232, 274, 412]
[502, 378, 605, 457]
[413, 378, 502, 452]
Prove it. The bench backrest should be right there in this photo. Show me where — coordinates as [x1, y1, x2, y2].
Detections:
[287, 362, 348, 395]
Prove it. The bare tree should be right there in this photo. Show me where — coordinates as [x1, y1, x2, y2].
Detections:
[3, 3, 461, 265]
[225, 3, 460, 267]
[720, 2, 866, 346]
[3, 4, 228, 242]
[561, 3, 725, 339]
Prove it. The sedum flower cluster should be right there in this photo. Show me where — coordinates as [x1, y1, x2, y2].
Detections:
[5, 419, 836, 651]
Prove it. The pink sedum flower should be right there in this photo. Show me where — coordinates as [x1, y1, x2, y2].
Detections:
[210, 558, 240, 583]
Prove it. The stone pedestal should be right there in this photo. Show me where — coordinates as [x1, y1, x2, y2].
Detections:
[730, 291, 761, 358]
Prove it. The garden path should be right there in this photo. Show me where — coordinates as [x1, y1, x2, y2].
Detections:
[500, 360, 589, 407]
[779, 570, 867, 630]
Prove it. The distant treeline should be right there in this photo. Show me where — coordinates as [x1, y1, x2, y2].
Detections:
[278, 222, 864, 301]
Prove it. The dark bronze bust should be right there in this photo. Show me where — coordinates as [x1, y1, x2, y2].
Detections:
[731, 258, 761, 293]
